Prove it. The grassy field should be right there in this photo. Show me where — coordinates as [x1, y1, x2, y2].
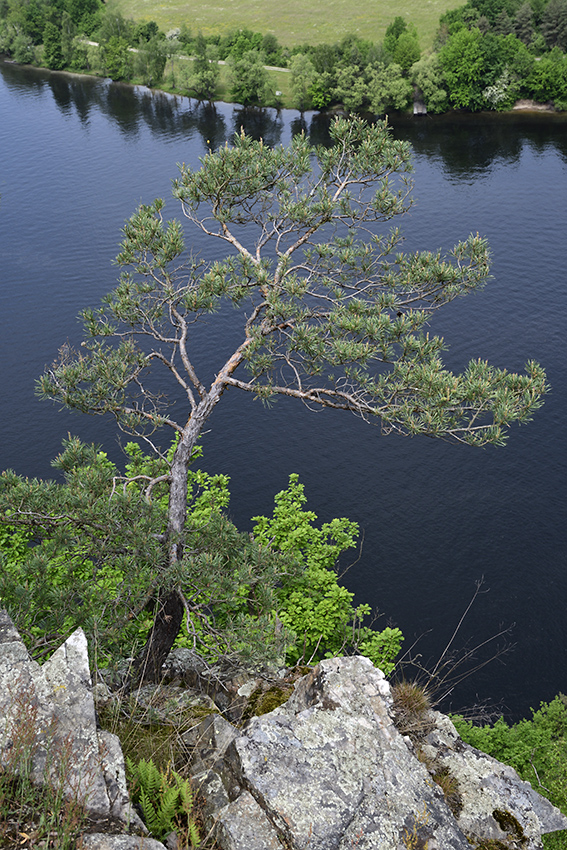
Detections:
[107, 0, 460, 52]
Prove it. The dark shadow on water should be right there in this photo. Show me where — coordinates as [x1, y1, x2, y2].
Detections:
[391, 110, 567, 176]
[192, 101, 229, 151]
[232, 105, 283, 146]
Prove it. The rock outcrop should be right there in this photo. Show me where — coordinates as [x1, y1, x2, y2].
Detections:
[187, 656, 567, 850]
[2, 612, 566, 850]
[0, 610, 142, 832]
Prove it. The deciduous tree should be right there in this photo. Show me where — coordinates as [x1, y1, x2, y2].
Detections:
[369, 62, 413, 112]
[184, 32, 220, 101]
[228, 48, 272, 105]
[289, 53, 316, 112]
[37, 117, 547, 676]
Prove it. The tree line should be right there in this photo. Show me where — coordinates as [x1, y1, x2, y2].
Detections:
[0, 0, 567, 114]
[1, 0, 567, 111]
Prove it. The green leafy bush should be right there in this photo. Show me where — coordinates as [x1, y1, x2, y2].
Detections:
[1, 443, 401, 674]
[0, 437, 286, 668]
[253, 474, 403, 670]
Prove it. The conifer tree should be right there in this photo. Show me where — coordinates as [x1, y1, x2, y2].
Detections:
[37, 117, 547, 676]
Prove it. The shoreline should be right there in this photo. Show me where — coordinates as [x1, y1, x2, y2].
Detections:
[1, 54, 564, 120]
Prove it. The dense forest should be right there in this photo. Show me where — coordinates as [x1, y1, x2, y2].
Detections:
[1, 0, 567, 111]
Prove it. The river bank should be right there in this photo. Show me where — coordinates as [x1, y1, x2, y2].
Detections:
[2, 53, 565, 120]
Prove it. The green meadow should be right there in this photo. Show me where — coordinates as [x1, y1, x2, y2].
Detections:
[107, 0, 460, 52]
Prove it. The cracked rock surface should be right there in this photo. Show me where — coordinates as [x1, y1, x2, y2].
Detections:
[190, 656, 567, 850]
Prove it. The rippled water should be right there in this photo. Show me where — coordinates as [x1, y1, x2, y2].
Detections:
[1, 61, 567, 719]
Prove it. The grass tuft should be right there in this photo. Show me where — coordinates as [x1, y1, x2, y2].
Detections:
[391, 680, 433, 738]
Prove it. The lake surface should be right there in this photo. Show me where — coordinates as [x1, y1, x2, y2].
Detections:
[1, 60, 566, 720]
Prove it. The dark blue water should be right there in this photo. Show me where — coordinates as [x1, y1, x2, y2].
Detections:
[2, 60, 567, 720]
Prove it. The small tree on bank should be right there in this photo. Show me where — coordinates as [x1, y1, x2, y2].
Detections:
[36, 117, 547, 678]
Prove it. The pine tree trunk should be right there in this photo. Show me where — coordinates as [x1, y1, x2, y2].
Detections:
[132, 401, 218, 684]
[132, 588, 185, 683]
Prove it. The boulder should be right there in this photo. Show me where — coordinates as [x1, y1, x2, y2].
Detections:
[189, 656, 567, 850]
[0, 610, 143, 830]
[420, 710, 567, 846]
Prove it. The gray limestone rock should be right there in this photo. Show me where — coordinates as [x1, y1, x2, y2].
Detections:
[193, 656, 567, 850]
[421, 710, 567, 848]
[214, 790, 283, 850]
[223, 656, 470, 849]
[0, 610, 143, 830]
[79, 835, 165, 849]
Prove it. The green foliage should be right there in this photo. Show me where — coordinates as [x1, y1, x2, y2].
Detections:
[541, 0, 567, 50]
[63, 0, 101, 34]
[132, 19, 162, 43]
[369, 62, 413, 112]
[95, 9, 133, 43]
[43, 20, 64, 70]
[384, 16, 409, 56]
[309, 72, 334, 109]
[290, 52, 316, 111]
[184, 33, 220, 100]
[0, 437, 291, 668]
[172, 507, 297, 667]
[253, 474, 403, 670]
[100, 34, 133, 80]
[11, 31, 36, 62]
[2, 436, 400, 672]
[219, 26, 264, 60]
[439, 27, 487, 110]
[0, 438, 163, 659]
[393, 31, 421, 72]
[127, 757, 200, 845]
[527, 47, 567, 102]
[453, 697, 567, 848]
[0, 441, 402, 674]
[0, 523, 31, 565]
[135, 34, 166, 86]
[332, 65, 372, 112]
[228, 48, 273, 105]
[411, 54, 448, 112]
[0, 438, 230, 661]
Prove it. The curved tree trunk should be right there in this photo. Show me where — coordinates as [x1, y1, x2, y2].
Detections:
[132, 394, 225, 684]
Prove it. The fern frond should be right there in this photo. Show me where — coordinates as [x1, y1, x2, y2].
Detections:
[139, 787, 163, 836]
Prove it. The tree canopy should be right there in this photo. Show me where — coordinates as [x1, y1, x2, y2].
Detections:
[32, 116, 546, 676]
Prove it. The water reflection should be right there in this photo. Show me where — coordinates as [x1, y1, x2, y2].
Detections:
[48, 75, 75, 114]
[232, 106, 283, 146]
[195, 102, 228, 151]
[3, 59, 567, 172]
[392, 112, 567, 176]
